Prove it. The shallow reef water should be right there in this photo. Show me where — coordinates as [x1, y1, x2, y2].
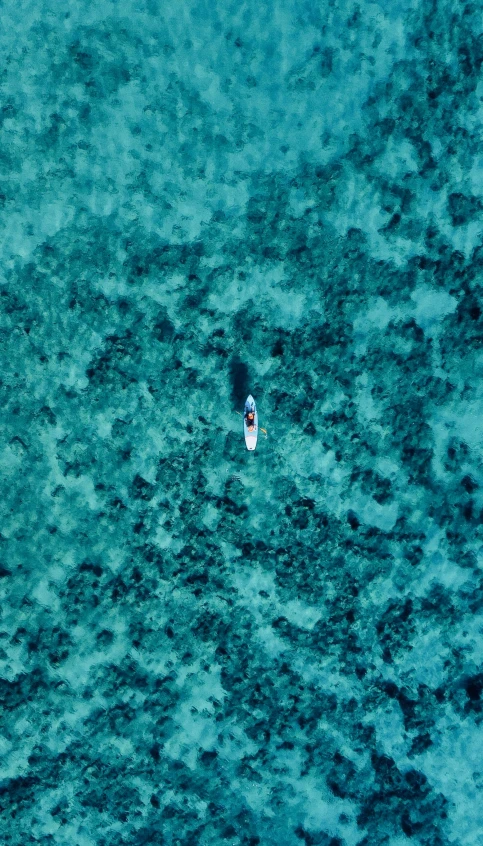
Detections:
[1, 1, 483, 844]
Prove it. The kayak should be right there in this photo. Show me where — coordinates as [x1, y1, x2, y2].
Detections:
[244, 395, 258, 451]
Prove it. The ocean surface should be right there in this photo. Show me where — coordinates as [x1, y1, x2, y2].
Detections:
[1, 1, 483, 844]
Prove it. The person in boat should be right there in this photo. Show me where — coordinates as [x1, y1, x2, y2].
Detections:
[245, 410, 255, 431]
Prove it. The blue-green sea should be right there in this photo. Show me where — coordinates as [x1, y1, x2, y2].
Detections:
[1, 1, 483, 844]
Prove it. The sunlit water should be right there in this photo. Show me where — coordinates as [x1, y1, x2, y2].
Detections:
[1, 1, 483, 844]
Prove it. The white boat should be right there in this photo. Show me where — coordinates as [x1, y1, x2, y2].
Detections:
[244, 395, 258, 451]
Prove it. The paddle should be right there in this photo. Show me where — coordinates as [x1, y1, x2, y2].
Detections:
[236, 410, 267, 435]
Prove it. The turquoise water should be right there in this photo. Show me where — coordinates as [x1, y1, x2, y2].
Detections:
[1, 1, 483, 843]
